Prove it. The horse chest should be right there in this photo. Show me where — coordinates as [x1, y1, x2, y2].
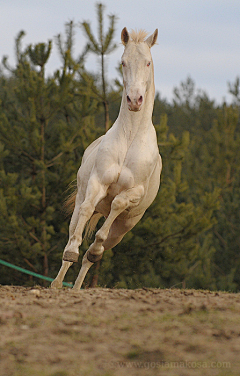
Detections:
[108, 144, 157, 194]
[107, 166, 134, 196]
[123, 137, 158, 179]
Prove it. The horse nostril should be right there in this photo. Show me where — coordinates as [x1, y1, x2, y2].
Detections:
[127, 95, 131, 103]
[138, 96, 143, 104]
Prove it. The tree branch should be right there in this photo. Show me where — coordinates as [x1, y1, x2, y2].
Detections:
[23, 258, 38, 273]
[46, 132, 79, 167]
[141, 228, 185, 249]
[29, 232, 43, 247]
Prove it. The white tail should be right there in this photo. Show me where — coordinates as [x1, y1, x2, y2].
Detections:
[84, 212, 103, 239]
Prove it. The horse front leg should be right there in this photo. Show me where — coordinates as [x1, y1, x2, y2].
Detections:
[63, 177, 107, 263]
[73, 185, 144, 290]
[51, 261, 73, 289]
[51, 197, 82, 289]
[51, 177, 107, 289]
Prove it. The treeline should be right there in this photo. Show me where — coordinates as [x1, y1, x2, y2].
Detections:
[0, 5, 240, 291]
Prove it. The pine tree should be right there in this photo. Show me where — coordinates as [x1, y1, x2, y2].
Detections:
[203, 105, 240, 290]
[81, 3, 118, 132]
[183, 96, 240, 290]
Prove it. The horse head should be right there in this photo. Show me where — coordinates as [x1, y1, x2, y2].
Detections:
[121, 27, 158, 112]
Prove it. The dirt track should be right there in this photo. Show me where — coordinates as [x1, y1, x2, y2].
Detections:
[0, 286, 239, 376]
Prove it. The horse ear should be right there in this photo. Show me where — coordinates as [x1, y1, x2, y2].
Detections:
[121, 27, 129, 46]
[146, 29, 158, 48]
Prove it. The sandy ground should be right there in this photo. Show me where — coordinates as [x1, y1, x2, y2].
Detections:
[0, 286, 239, 376]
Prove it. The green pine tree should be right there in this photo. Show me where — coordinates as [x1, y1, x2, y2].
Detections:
[81, 2, 118, 132]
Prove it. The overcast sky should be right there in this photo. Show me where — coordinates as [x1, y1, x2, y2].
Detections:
[1, 0, 240, 103]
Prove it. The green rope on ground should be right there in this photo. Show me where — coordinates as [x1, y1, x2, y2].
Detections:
[0, 259, 72, 288]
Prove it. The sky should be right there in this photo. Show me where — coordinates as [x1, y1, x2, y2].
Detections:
[0, 0, 240, 103]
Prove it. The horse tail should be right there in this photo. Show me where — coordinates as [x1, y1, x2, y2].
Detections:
[84, 212, 103, 240]
[63, 181, 77, 217]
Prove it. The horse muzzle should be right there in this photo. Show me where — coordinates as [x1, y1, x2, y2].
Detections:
[127, 94, 143, 111]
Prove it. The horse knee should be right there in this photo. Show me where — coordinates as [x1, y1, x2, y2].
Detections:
[111, 196, 129, 211]
[80, 200, 95, 216]
[95, 227, 108, 243]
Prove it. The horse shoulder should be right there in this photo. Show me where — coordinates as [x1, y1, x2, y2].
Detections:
[77, 135, 104, 190]
[81, 135, 104, 164]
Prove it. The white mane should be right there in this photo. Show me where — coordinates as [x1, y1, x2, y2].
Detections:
[129, 29, 149, 44]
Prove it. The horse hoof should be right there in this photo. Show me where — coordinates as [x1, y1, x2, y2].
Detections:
[63, 251, 79, 263]
[51, 279, 62, 289]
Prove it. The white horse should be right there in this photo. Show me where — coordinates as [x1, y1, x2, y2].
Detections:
[51, 27, 162, 290]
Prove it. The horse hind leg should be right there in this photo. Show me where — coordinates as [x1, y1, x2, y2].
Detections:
[103, 212, 144, 250]
[72, 212, 144, 290]
[71, 225, 125, 291]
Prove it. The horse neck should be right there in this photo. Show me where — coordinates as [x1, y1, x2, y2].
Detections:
[117, 68, 155, 140]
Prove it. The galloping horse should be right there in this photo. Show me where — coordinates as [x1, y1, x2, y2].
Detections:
[51, 27, 162, 290]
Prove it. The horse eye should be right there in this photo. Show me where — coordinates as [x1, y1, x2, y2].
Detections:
[147, 62, 151, 67]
